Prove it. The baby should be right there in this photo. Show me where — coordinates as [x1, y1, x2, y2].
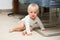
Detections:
[9, 3, 45, 36]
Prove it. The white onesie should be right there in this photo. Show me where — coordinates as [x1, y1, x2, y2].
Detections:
[20, 15, 45, 34]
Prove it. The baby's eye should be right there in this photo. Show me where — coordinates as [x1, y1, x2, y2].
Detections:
[34, 12, 36, 13]
[30, 12, 33, 13]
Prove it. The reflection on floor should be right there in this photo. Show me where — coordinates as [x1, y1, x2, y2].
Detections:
[35, 26, 60, 37]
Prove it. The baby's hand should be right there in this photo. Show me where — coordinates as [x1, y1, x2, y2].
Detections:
[22, 30, 27, 36]
[27, 33, 32, 36]
[22, 30, 32, 36]
[41, 28, 46, 31]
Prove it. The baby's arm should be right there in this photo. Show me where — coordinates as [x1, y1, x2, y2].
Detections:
[37, 17, 45, 31]
[25, 19, 32, 35]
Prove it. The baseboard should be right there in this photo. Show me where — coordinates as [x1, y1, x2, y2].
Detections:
[0, 9, 12, 12]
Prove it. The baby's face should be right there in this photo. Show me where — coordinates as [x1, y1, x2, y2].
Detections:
[28, 7, 39, 20]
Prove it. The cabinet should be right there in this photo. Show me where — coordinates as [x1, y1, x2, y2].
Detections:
[13, 0, 19, 14]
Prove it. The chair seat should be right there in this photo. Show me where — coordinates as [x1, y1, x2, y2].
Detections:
[50, 1, 60, 8]
[54, 0, 60, 1]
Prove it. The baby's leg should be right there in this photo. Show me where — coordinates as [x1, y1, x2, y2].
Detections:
[9, 21, 25, 32]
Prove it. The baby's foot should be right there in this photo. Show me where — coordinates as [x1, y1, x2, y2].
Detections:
[9, 29, 15, 33]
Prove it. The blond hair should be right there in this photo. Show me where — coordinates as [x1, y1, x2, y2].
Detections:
[27, 3, 39, 12]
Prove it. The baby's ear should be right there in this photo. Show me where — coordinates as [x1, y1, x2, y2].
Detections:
[37, 10, 39, 14]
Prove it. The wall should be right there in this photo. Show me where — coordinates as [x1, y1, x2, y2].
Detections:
[0, 0, 12, 9]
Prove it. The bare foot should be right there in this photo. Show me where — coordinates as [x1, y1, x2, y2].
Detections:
[9, 29, 15, 33]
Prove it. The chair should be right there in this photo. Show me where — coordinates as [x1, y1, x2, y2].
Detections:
[49, 0, 60, 25]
